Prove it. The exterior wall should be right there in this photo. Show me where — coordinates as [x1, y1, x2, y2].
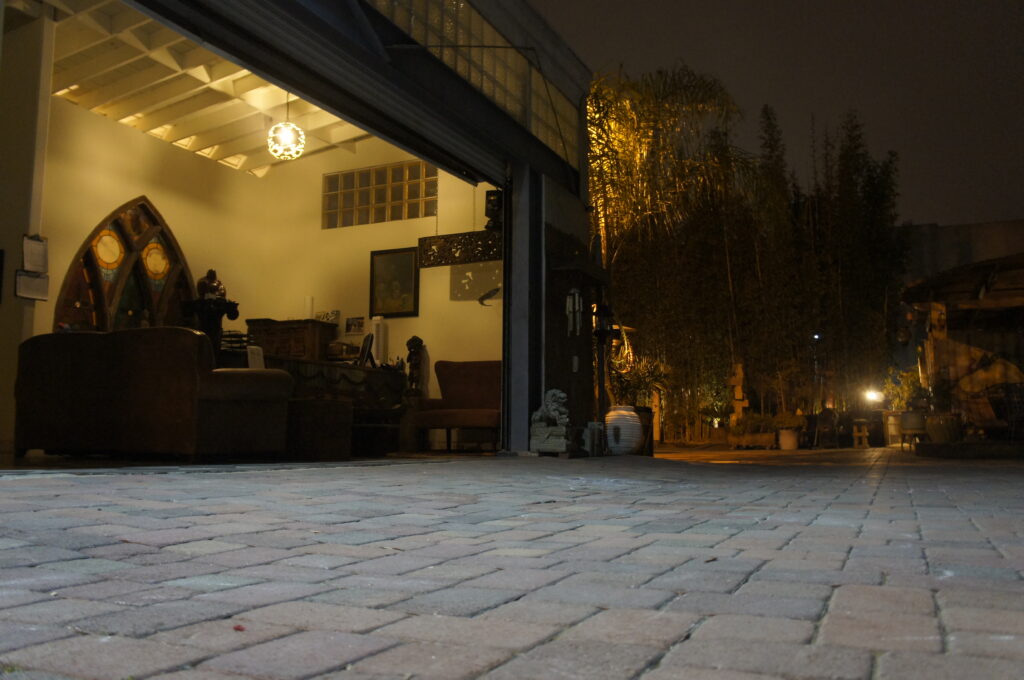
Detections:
[37, 97, 500, 399]
[905, 220, 1024, 283]
[0, 18, 53, 451]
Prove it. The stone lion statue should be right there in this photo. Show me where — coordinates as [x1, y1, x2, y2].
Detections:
[531, 388, 570, 428]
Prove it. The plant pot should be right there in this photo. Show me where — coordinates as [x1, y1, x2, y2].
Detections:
[925, 413, 961, 444]
[884, 411, 902, 446]
[605, 405, 643, 455]
[778, 428, 799, 450]
[727, 431, 775, 449]
[634, 405, 655, 456]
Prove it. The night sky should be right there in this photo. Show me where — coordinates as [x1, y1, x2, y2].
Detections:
[532, 0, 1023, 226]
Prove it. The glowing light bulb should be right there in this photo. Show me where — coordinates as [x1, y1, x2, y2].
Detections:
[267, 121, 305, 160]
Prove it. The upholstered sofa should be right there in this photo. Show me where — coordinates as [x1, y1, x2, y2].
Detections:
[15, 327, 293, 459]
[413, 360, 501, 450]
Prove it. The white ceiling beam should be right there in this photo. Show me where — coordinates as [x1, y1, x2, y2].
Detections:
[230, 73, 269, 98]
[55, 4, 149, 60]
[204, 130, 269, 160]
[237, 136, 337, 171]
[97, 60, 245, 120]
[129, 24, 183, 51]
[184, 113, 268, 151]
[69, 61, 175, 109]
[161, 100, 258, 141]
[52, 41, 141, 91]
[173, 44, 220, 70]
[147, 45, 184, 71]
[57, 0, 114, 13]
[97, 72, 208, 120]
[54, 20, 107, 60]
[328, 126, 371, 145]
[130, 89, 232, 131]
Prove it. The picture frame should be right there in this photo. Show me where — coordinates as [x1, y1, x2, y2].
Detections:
[369, 247, 419, 318]
[344, 316, 365, 335]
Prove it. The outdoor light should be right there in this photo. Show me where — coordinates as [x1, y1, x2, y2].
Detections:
[267, 93, 305, 160]
[864, 390, 883, 403]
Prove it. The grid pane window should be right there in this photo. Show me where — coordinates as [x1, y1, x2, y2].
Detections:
[323, 160, 438, 229]
[367, 0, 579, 167]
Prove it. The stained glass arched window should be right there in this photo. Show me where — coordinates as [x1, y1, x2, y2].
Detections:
[54, 196, 196, 331]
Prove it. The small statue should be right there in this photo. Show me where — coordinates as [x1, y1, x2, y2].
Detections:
[529, 389, 571, 454]
[406, 335, 425, 392]
[193, 268, 237, 353]
[197, 269, 226, 299]
[532, 389, 570, 427]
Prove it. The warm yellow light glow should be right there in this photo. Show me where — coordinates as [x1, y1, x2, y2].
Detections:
[267, 121, 305, 160]
[864, 390, 883, 402]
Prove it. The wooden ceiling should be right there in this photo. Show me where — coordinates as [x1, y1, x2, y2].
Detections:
[47, 0, 371, 175]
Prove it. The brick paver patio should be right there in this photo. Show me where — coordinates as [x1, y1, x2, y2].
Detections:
[1, 448, 1022, 679]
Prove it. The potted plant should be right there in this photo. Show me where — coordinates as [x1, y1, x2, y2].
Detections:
[607, 354, 666, 455]
[882, 367, 925, 446]
[773, 412, 806, 450]
[727, 414, 775, 449]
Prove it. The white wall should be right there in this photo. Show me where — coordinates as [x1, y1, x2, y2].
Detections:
[39, 98, 501, 397]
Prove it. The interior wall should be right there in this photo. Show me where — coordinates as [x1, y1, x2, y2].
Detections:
[0, 17, 54, 451]
[39, 97, 501, 397]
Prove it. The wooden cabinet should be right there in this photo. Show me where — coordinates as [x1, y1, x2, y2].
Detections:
[246, 318, 338, 361]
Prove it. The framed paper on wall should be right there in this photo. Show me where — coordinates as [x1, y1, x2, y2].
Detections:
[369, 247, 419, 318]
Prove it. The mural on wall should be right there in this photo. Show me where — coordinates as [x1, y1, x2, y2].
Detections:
[450, 262, 503, 302]
[53, 196, 196, 331]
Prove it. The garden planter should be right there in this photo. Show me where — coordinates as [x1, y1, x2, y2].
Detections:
[778, 428, 799, 450]
[925, 414, 961, 444]
[727, 431, 775, 449]
[605, 405, 643, 455]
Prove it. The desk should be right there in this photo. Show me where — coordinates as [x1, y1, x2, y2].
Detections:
[288, 398, 353, 460]
[270, 357, 407, 455]
[246, 318, 337, 361]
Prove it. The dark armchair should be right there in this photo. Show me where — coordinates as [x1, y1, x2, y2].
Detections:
[413, 360, 501, 451]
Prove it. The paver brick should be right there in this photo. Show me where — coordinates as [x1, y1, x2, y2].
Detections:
[388, 586, 522, 616]
[346, 641, 512, 679]
[374, 614, 558, 650]
[0, 634, 208, 680]
[0, 598, 124, 624]
[0, 588, 49, 609]
[482, 639, 662, 680]
[937, 588, 1024, 612]
[73, 599, 245, 636]
[199, 631, 397, 680]
[640, 668, 786, 680]
[733, 580, 833, 600]
[877, 651, 1024, 679]
[524, 582, 674, 609]
[664, 591, 824, 620]
[819, 610, 941, 651]
[830, 584, 934, 615]
[940, 606, 1024, 635]
[196, 581, 332, 606]
[148, 618, 298, 652]
[947, 631, 1024, 661]
[560, 608, 699, 646]
[0, 621, 73, 654]
[692, 614, 814, 643]
[660, 639, 872, 679]
[235, 601, 406, 632]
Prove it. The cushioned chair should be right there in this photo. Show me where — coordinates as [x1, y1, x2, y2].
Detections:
[15, 327, 293, 459]
[413, 360, 501, 451]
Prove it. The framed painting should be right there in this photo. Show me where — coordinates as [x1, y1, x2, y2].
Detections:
[369, 247, 419, 318]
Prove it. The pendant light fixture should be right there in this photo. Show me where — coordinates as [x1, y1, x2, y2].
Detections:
[267, 91, 305, 160]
